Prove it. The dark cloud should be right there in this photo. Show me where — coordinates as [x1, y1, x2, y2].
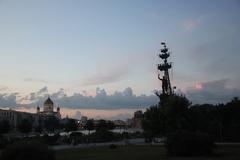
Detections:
[0, 87, 158, 109]
[0, 93, 18, 108]
[37, 86, 48, 95]
[48, 87, 158, 109]
[19, 86, 49, 103]
[186, 79, 240, 104]
[2, 80, 239, 109]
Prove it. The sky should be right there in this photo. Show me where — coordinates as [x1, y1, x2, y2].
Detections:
[0, 0, 240, 119]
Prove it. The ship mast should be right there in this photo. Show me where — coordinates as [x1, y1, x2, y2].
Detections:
[155, 42, 173, 101]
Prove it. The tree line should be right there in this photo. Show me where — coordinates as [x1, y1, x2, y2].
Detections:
[142, 95, 240, 142]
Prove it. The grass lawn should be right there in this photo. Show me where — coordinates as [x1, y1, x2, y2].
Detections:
[56, 144, 240, 160]
[56, 145, 166, 160]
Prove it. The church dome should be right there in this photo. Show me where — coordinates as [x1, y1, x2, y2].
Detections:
[44, 97, 54, 106]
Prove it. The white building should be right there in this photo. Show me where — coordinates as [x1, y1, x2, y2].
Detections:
[36, 97, 61, 119]
[0, 97, 61, 131]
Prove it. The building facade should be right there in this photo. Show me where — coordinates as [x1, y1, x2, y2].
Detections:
[0, 97, 61, 131]
[37, 97, 61, 119]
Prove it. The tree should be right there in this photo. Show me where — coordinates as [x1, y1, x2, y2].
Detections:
[63, 119, 78, 132]
[187, 98, 240, 142]
[142, 105, 165, 137]
[96, 120, 115, 131]
[35, 125, 43, 133]
[0, 120, 11, 134]
[224, 97, 240, 141]
[69, 132, 83, 145]
[44, 116, 60, 133]
[17, 119, 32, 134]
[85, 119, 94, 135]
[162, 95, 191, 133]
[142, 95, 191, 137]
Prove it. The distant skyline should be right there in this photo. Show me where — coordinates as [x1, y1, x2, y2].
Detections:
[0, 0, 240, 108]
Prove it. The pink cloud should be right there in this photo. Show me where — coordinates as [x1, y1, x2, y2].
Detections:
[182, 16, 204, 31]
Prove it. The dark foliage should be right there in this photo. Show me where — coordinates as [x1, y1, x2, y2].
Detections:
[142, 95, 190, 137]
[109, 144, 117, 149]
[188, 97, 240, 142]
[122, 132, 130, 139]
[69, 132, 84, 145]
[141, 105, 164, 137]
[62, 118, 78, 132]
[44, 116, 60, 132]
[96, 119, 115, 131]
[0, 141, 55, 160]
[143, 95, 240, 142]
[34, 125, 43, 133]
[0, 120, 11, 134]
[0, 135, 9, 149]
[85, 119, 94, 134]
[165, 130, 214, 156]
[88, 129, 120, 143]
[43, 133, 60, 145]
[17, 118, 32, 134]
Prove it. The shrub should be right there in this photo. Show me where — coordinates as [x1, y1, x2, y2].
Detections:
[0, 141, 55, 160]
[17, 118, 32, 134]
[43, 133, 60, 145]
[0, 136, 9, 149]
[88, 129, 120, 143]
[70, 132, 84, 145]
[165, 130, 214, 156]
[122, 132, 130, 139]
[143, 132, 154, 143]
[0, 120, 11, 134]
[109, 144, 117, 149]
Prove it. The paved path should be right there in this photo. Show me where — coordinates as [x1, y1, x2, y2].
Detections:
[52, 139, 164, 150]
[52, 141, 240, 150]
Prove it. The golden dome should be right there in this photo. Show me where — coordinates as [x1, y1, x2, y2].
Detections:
[44, 97, 54, 106]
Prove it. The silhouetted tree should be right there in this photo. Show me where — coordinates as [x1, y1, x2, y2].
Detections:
[142, 105, 165, 137]
[144, 94, 240, 143]
[142, 95, 190, 137]
[63, 119, 78, 132]
[44, 116, 60, 133]
[188, 104, 219, 136]
[17, 118, 32, 134]
[96, 120, 115, 131]
[85, 119, 94, 135]
[224, 97, 240, 141]
[34, 125, 43, 133]
[162, 95, 191, 132]
[186, 97, 240, 142]
[0, 120, 11, 134]
[69, 132, 83, 145]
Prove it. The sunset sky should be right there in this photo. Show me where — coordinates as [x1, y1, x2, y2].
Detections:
[0, 0, 239, 119]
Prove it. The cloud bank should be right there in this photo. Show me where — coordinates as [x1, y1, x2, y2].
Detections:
[0, 87, 158, 109]
[0, 93, 18, 108]
[186, 79, 240, 104]
[1, 79, 239, 109]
